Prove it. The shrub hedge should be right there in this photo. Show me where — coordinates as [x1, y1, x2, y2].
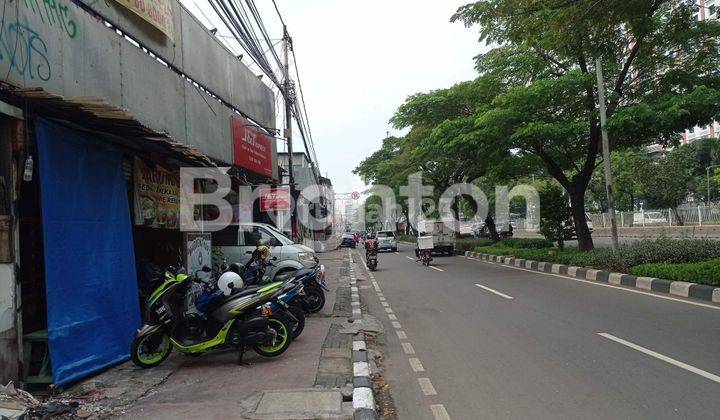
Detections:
[630, 259, 720, 286]
[498, 238, 553, 249]
[456, 238, 496, 253]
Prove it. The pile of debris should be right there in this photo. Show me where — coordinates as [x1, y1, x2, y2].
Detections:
[0, 382, 109, 419]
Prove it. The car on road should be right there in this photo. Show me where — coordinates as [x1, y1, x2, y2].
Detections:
[340, 232, 356, 248]
[215, 222, 318, 280]
[376, 230, 398, 252]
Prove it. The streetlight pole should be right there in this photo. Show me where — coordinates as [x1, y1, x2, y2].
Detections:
[596, 58, 619, 251]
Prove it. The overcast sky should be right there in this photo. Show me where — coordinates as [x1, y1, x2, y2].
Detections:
[181, 0, 483, 197]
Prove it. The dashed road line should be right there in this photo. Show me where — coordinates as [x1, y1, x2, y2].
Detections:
[385, 307, 393, 313]
[387, 313, 397, 320]
[430, 266, 444, 272]
[475, 283, 514, 300]
[401, 342, 415, 355]
[405, 256, 415, 260]
[471, 257, 720, 311]
[409, 357, 425, 372]
[598, 333, 720, 384]
[430, 404, 451, 420]
[418, 378, 437, 396]
[391, 321, 402, 329]
[396, 330, 408, 339]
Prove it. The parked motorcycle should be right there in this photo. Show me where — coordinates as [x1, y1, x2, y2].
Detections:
[131, 266, 294, 368]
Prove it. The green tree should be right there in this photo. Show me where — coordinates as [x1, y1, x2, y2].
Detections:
[634, 148, 695, 224]
[452, 0, 720, 250]
[537, 181, 575, 250]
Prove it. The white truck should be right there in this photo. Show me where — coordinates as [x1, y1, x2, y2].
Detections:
[416, 219, 456, 255]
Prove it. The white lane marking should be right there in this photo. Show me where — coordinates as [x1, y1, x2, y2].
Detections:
[396, 330, 408, 339]
[392, 321, 402, 329]
[477, 259, 720, 311]
[409, 357, 425, 372]
[405, 256, 415, 260]
[418, 378, 437, 396]
[385, 307, 393, 313]
[381, 301, 389, 307]
[401, 342, 415, 355]
[598, 333, 720, 384]
[378, 296, 386, 301]
[475, 284, 514, 300]
[388, 314, 397, 320]
[430, 404, 451, 420]
[430, 266, 444, 272]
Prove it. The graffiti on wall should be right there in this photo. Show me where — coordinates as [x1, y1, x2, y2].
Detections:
[0, 17, 52, 81]
[23, 0, 78, 39]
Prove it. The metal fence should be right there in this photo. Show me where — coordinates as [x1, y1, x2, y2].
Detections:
[588, 205, 720, 228]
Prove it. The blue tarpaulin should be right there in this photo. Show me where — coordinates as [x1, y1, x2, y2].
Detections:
[36, 120, 140, 385]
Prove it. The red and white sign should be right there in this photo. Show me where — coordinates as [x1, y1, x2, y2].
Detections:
[231, 116, 273, 177]
[259, 187, 291, 212]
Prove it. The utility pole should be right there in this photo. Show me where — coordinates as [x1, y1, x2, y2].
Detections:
[283, 25, 297, 240]
[595, 58, 619, 250]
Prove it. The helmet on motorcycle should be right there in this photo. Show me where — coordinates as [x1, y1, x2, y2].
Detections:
[218, 271, 242, 296]
[227, 263, 243, 275]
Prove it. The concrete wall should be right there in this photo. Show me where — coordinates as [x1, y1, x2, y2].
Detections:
[0, 264, 18, 384]
[0, 0, 275, 166]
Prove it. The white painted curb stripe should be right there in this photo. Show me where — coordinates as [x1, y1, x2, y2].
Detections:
[353, 361, 370, 377]
[669, 281, 692, 297]
[636, 277, 655, 291]
[353, 387, 375, 410]
[608, 273, 623, 285]
[598, 333, 720, 384]
[586, 269, 600, 281]
[353, 341, 366, 351]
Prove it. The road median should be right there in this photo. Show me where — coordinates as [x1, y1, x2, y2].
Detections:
[465, 251, 720, 303]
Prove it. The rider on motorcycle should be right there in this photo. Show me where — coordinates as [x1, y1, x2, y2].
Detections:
[364, 232, 379, 253]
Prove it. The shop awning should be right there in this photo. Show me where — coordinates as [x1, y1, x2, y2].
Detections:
[1, 87, 217, 168]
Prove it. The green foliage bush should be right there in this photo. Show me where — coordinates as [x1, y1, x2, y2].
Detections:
[498, 238, 553, 249]
[630, 259, 720, 286]
[456, 237, 495, 253]
[395, 234, 416, 243]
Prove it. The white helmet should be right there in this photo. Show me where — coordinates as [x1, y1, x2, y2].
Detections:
[218, 271, 243, 296]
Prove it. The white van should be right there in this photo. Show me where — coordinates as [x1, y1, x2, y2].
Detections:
[214, 222, 318, 279]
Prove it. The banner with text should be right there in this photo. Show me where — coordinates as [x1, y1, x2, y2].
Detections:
[133, 157, 180, 229]
[231, 116, 273, 178]
[259, 187, 291, 212]
[112, 0, 174, 40]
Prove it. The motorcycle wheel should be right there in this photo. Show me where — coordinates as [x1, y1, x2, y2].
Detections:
[131, 331, 172, 368]
[289, 304, 306, 340]
[253, 315, 292, 357]
[304, 285, 326, 313]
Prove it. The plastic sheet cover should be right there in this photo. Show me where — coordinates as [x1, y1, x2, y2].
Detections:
[36, 120, 140, 385]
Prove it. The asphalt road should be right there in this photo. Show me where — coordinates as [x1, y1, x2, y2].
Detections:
[355, 243, 720, 420]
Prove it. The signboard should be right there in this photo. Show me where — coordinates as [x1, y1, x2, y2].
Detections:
[185, 232, 211, 278]
[231, 116, 273, 177]
[259, 187, 291, 212]
[112, 0, 174, 40]
[133, 157, 180, 229]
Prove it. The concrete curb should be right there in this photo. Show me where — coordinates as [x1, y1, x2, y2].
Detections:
[347, 250, 378, 420]
[465, 251, 720, 303]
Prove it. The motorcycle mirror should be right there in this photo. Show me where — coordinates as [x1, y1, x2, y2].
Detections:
[272, 256, 277, 261]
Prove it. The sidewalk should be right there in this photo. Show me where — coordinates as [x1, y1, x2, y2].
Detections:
[48, 248, 360, 419]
